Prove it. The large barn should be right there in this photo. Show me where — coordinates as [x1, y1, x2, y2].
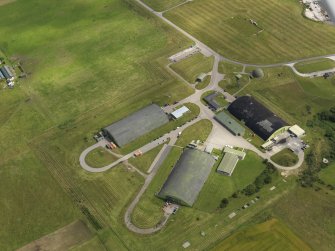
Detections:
[102, 104, 169, 147]
[227, 96, 288, 141]
[158, 148, 215, 207]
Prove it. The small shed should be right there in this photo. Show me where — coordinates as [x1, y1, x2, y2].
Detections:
[171, 106, 190, 119]
[196, 73, 207, 82]
[289, 125, 305, 138]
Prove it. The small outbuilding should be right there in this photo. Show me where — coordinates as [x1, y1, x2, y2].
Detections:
[251, 68, 264, 79]
[171, 106, 190, 119]
[289, 125, 305, 138]
[196, 73, 207, 82]
[215, 111, 245, 136]
[217, 147, 246, 176]
[203, 92, 221, 111]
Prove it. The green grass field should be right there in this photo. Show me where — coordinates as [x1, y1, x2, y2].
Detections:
[129, 144, 164, 173]
[175, 119, 213, 147]
[0, 0, 192, 249]
[212, 218, 312, 251]
[195, 151, 266, 212]
[271, 149, 299, 167]
[85, 147, 119, 168]
[295, 58, 335, 73]
[2, 0, 335, 250]
[170, 53, 214, 84]
[142, 0, 185, 12]
[319, 162, 335, 185]
[272, 187, 335, 251]
[165, 0, 335, 63]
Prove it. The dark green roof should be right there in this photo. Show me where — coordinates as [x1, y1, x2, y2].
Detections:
[158, 149, 215, 207]
[215, 112, 245, 136]
[103, 104, 169, 147]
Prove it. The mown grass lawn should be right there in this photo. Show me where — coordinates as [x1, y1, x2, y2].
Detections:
[295, 58, 335, 73]
[129, 144, 164, 173]
[165, 0, 335, 64]
[175, 119, 213, 147]
[170, 53, 214, 84]
[85, 147, 119, 168]
[0, 0, 192, 249]
[271, 148, 299, 167]
[142, 0, 185, 12]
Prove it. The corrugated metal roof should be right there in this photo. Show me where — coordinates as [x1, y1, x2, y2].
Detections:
[217, 153, 239, 176]
[158, 149, 215, 206]
[103, 104, 169, 147]
[224, 147, 246, 160]
[171, 106, 190, 119]
[215, 112, 245, 136]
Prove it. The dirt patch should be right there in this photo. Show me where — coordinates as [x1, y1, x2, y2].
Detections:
[0, 0, 16, 7]
[17, 221, 92, 251]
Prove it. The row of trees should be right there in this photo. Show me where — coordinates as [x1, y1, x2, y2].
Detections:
[219, 161, 277, 209]
[300, 106, 335, 187]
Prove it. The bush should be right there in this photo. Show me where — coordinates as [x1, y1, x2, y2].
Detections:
[243, 184, 258, 196]
[219, 198, 229, 208]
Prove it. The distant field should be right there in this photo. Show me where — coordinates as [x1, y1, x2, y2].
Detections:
[272, 187, 335, 251]
[165, 0, 335, 63]
[195, 151, 266, 212]
[18, 221, 92, 251]
[142, 0, 185, 11]
[212, 218, 312, 251]
[294, 58, 335, 73]
[319, 162, 335, 185]
[70, 236, 106, 251]
[170, 53, 214, 84]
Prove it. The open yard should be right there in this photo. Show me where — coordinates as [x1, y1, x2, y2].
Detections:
[211, 218, 312, 251]
[165, 0, 335, 63]
[294, 58, 335, 73]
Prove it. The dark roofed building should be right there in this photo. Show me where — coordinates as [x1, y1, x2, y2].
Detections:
[158, 149, 215, 207]
[204, 92, 221, 111]
[227, 96, 288, 140]
[103, 104, 169, 147]
[0, 66, 14, 80]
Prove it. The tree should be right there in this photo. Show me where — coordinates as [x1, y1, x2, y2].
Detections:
[243, 184, 258, 196]
[219, 198, 229, 208]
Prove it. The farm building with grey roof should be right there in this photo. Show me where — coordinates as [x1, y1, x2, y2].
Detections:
[158, 148, 215, 207]
[102, 104, 169, 147]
